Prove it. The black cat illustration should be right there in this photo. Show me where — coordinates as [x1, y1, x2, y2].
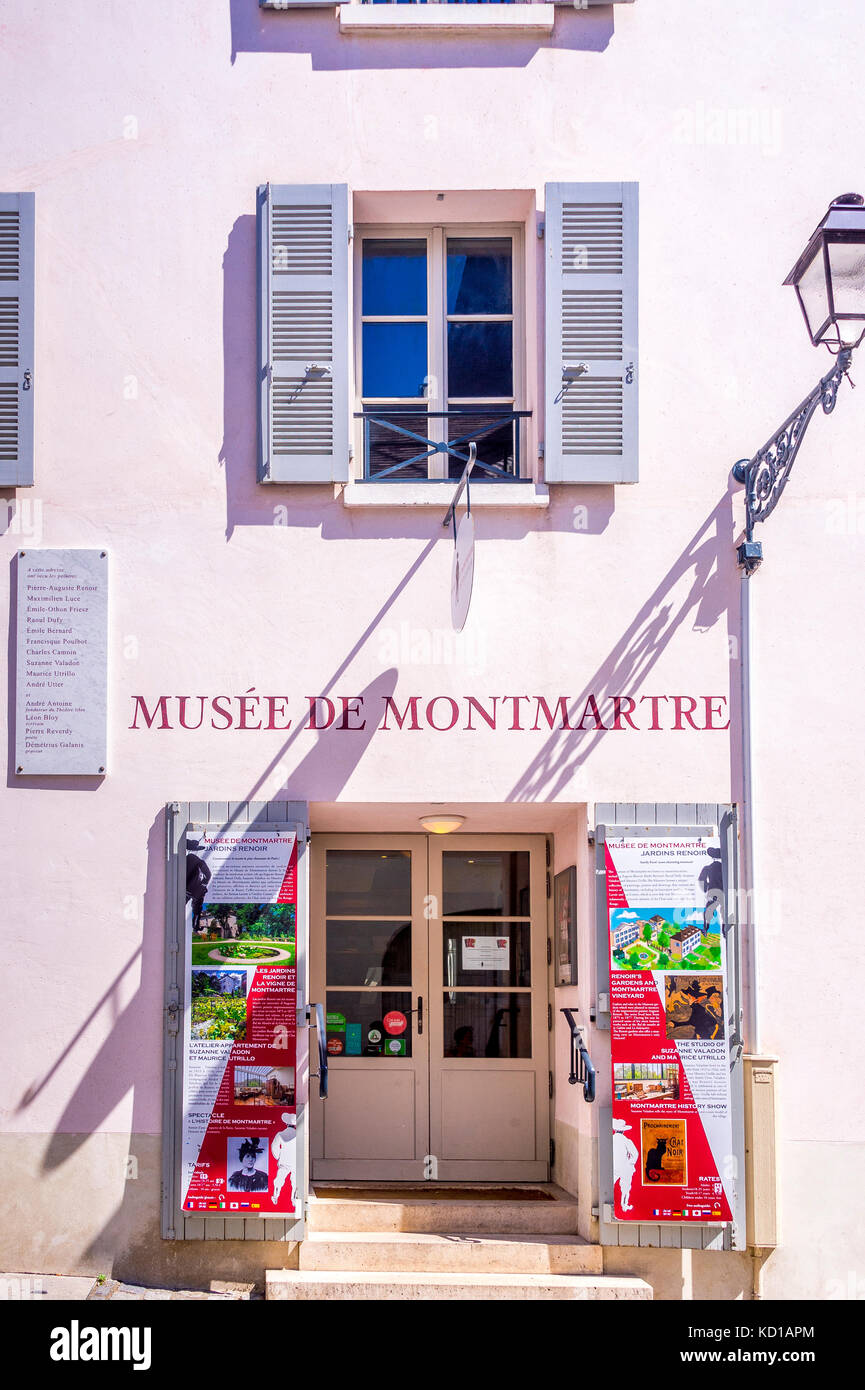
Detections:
[645, 1137, 668, 1182]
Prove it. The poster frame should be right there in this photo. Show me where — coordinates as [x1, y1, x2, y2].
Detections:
[594, 808, 745, 1252]
[554, 864, 578, 986]
[162, 800, 309, 1243]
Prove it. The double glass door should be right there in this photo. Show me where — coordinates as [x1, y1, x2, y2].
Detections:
[310, 834, 550, 1181]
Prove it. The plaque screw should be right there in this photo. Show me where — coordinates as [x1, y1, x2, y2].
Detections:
[98, 766, 105, 773]
[16, 766, 23, 773]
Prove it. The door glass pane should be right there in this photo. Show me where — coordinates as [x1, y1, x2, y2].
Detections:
[326, 850, 411, 916]
[363, 322, 428, 398]
[447, 321, 512, 398]
[442, 922, 530, 987]
[447, 237, 512, 315]
[327, 920, 411, 987]
[442, 993, 531, 1059]
[326, 991, 412, 1058]
[362, 239, 427, 316]
[442, 851, 530, 917]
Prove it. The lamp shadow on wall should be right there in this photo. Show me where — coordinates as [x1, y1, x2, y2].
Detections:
[220, 214, 616, 544]
[229, 1, 614, 70]
[507, 480, 741, 801]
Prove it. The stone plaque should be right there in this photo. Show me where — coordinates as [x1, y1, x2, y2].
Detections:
[15, 549, 108, 775]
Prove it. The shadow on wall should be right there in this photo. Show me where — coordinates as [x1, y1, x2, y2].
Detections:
[508, 482, 740, 801]
[228, 0, 615, 69]
[220, 214, 617, 542]
[12, 496, 742, 1282]
[16, 678, 399, 1281]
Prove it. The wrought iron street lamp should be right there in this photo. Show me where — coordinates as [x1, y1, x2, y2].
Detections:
[733, 193, 865, 573]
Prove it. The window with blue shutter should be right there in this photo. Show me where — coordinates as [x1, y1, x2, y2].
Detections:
[0, 192, 35, 488]
[544, 182, 638, 484]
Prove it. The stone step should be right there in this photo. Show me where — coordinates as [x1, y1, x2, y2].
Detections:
[299, 1231, 603, 1276]
[308, 1184, 579, 1234]
[267, 1269, 652, 1301]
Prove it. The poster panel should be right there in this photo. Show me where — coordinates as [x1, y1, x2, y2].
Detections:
[181, 825, 299, 1217]
[605, 832, 734, 1224]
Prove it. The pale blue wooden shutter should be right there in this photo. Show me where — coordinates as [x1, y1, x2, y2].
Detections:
[257, 183, 350, 484]
[0, 193, 35, 487]
[544, 182, 638, 484]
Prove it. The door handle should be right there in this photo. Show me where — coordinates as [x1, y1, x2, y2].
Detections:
[406, 996, 423, 1035]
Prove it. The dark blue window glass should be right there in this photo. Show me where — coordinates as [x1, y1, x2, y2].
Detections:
[447, 238, 512, 315]
[448, 322, 512, 398]
[363, 322, 428, 398]
[362, 239, 427, 316]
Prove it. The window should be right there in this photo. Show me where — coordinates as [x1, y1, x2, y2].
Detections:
[354, 225, 526, 482]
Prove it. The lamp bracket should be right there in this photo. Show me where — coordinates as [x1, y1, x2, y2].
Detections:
[732, 348, 852, 570]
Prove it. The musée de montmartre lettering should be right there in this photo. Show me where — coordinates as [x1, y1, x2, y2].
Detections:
[128, 692, 731, 734]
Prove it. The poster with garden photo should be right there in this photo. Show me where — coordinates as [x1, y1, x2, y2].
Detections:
[180, 825, 299, 1217]
[606, 831, 734, 1226]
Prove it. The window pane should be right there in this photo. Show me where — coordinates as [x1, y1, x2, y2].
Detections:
[326, 850, 411, 916]
[363, 322, 428, 398]
[326, 991, 413, 1058]
[442, 993, 531, 1059]
[446, 413, 516, 480]
[362, 239, 427, 316]
[447, 238, 512, 315]
[442, 851, 530, 916]
[442, 922, 531, 987]
[447, 322, 512, 398]
[366, 408, 433, 480]
[327, 920, 412, 987]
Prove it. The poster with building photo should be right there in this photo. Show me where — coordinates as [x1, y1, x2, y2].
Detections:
[181, 826, 299, 1217]
[605, 832, 733, 1225]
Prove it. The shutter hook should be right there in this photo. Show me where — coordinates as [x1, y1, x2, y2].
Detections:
[22, 370, 32, 391]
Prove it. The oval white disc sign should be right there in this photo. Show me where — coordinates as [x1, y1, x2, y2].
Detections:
[450, 512, 475, 632]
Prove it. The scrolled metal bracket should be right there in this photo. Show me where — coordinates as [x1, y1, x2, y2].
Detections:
[732, 348, 853, 573]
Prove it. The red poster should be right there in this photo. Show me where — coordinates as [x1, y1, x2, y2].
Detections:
[181, 827, 299, 1216]
[605, 834, 733, 1226]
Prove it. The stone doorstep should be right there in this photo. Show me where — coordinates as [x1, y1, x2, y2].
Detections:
[266, 1270, 652, 1301]
[308, 1183, 580, 1235]
[299, 1231, 604, 1276]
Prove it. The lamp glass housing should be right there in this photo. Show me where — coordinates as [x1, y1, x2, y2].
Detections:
[785, 194, 865, 351]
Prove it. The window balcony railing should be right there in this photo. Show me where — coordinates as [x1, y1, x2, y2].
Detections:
[355, 408, 531, 482]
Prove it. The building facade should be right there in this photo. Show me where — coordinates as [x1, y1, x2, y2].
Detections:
[1, 0, 863, 1300]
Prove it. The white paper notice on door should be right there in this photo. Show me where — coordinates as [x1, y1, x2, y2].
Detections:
[461, 936, 509, 971]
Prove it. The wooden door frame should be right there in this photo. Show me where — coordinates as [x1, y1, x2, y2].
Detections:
[309, 831, 553, 1182]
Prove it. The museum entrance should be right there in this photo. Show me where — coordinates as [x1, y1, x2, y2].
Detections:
[309, 834, 551, 1181]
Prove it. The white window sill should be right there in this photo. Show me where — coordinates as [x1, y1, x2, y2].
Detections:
[342, 481, 549, 509]
[338, 5, 555, 36]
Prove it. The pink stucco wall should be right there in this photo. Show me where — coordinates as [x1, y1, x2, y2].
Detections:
[1, 0, 863, 1295]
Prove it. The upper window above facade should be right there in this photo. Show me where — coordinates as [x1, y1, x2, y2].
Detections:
[260, 0, 635, 28]
[256, 183, 638, 493]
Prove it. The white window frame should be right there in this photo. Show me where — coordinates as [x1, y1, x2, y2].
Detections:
[353, 222, 525, 482]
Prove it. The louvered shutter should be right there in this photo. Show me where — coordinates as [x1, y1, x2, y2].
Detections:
[544, 182, 638, 484]
[257, 183, 350, 484]
[0, 193, 35, 487]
